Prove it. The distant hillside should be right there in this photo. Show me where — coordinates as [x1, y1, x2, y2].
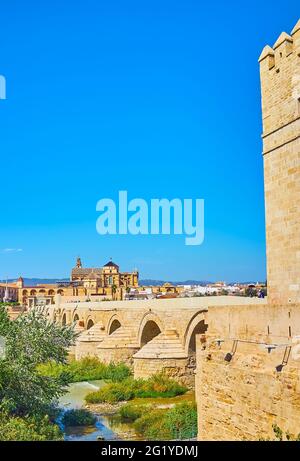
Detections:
[1, 278, 69, 286]
[139, 279, 212, 286]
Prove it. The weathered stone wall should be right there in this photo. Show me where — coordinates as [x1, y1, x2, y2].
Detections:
[260, 21, 300, 305]
[196, 304, 300, 440]
[134, 356, 196, 387]
[96, 347, 140, 367]
[75, 341, 103, 360]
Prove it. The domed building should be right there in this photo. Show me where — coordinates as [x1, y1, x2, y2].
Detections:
[18, 257, 139, 307]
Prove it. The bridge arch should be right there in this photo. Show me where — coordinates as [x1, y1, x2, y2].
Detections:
[86, 318, 95, 330]
[138, 312, 164, 347]
[62, 312, 67, 326]
[109, 319, 121, 335]
[107, 314, 122, 335]
[73, 313, 79, 322]
[184, 311, 208, 355]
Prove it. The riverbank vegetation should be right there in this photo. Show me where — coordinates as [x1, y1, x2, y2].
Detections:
[0, 302, 20, 307]
[0, 412, 63, 441]
[62, 408, 97, 427]
[38, 357, 132, 383]
[0, 306, 76, 441]
[117, 401, 197, 440]
[85, 374, 187, 404]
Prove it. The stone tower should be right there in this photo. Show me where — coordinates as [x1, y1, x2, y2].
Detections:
[16, 276, 24, 289]
[259, 19, 300, 305]
[76, 256, 82, 268]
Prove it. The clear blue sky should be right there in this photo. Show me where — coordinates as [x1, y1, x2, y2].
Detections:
[0, 1, 299, 281]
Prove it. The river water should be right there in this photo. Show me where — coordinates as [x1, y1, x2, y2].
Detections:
[59, 381, 139, 441]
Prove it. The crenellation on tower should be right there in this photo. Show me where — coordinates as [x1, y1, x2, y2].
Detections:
[273, 31, 293, 58]
[291, 19, 300, 35]
[259, 21, 300, 138]
[258, 45, 275, 70]
[291, 20, 300, 53]
[259, 21, 300, 70]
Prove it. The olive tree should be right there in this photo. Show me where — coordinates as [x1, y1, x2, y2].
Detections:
[0, 306, 76, 417]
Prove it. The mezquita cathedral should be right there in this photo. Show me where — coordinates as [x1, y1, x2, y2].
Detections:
[14, 258, 139, 307]
[71, 257, 139, 292]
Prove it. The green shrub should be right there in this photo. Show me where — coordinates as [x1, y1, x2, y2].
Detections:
[86, 379, 135, 403]
[38, 357, 132, 383]
[104, 362, 132, 383]
[164, 402, 198, 439]
[133, 409, 170, 439]
[119, 403, 146, 422]
[62, 408, 97, 427]
[85, 374, 187, 404]
[0, 412, 63, 441]
[132, 402, 197, 441]
[134, 374, 187, 399]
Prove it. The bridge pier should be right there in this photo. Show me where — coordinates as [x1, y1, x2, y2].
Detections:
[133, 329, 195, 387]
[75, 322, 106, 360]
[96, 326, 140, 366]
[97, 344, 140, 366]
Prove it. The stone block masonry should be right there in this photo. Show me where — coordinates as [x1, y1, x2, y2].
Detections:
[196, 304, 300, 440]
[260, 20, 300, 305]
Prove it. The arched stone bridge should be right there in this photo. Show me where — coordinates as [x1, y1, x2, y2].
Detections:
[48, 296, 259, 386]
